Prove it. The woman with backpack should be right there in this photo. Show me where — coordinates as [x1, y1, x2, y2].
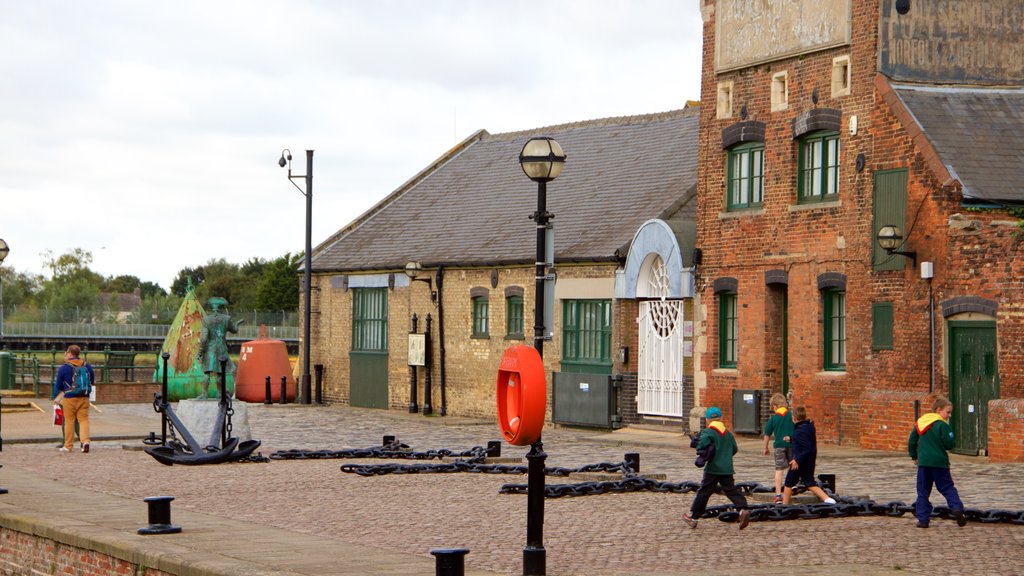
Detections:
[53, 345, 94, 453]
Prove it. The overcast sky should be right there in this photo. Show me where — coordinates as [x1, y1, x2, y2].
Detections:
[1, 0, 703, 291]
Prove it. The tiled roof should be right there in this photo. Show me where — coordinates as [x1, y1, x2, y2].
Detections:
[312, 108, 699, 273]
[892, 84, 1024, 203]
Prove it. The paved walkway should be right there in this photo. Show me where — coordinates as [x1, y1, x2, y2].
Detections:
[2, 400, 1023, 575]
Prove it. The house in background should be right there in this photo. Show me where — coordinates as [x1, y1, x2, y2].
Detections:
[695, 0, 1024, 460]
[304, 107, 703, 430]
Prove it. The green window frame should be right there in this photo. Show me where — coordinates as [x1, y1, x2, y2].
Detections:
[718, 292, 737, 368]
[352, 287, 388, 352]
[506, 295, 524, 339]
[872, 302, 894, 350]
[727, 142, 764, 210]
[562, 299, 612, 374]
[824, 289, 846, 370]
[798, 131, 840, 203]
[472, 296, 489, 338]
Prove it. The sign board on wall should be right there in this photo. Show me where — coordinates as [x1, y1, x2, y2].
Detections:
[879, 0, 1024, 84]
[715, 0, 852, 72]
[408, 334, 426, 367]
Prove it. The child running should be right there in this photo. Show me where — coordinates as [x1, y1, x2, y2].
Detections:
[908, 396, 967, 528]
[762, 393, 794, 504]
[682, 407, 751, 530]
[781, 406, 836, 505]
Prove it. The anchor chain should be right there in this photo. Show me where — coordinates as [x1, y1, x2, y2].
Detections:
[342, 458, 644, 478]
[499, 477, 772, 498]
[700, 498, 1024, 526]
[270, 442, 487, 462]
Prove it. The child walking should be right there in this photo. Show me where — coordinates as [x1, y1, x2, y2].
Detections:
[781, 406, 836, 505]
[683, 407, 751, 530]
[908, 396, 967, 528]
[762, 393, 794, 504]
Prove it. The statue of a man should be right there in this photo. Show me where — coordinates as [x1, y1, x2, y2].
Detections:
[195, 297, 243, 399]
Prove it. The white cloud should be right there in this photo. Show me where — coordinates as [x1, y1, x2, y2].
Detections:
[0, 0, 702, 290]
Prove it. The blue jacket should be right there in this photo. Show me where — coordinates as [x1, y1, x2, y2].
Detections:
[790, 419, 817, 465]
[54, 360, 94, 398]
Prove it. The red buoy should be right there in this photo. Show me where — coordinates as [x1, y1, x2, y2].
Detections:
[235, 325, 296, 403]
[496, 345, 546, 446]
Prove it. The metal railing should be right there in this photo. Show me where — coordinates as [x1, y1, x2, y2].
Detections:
[2, 322, 298, 340]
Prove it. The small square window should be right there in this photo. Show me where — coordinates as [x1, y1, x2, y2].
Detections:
[717, 81, 734, 119]
[771, 71, 788, 111]
[832, 56, 851, 98]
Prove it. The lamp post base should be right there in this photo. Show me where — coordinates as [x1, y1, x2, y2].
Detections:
[523, 546, 545, 576]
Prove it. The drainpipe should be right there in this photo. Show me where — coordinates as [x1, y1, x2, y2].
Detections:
[436, 266, 448, 416]
[928, 276, 935, 394]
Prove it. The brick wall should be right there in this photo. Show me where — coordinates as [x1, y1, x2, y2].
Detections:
[987, 399, 1024, 462]
[696, 0, 1024, 458]
[95, 382, 161, 404]
[310, 264, 619, 419]
[0, 527, 173, 576]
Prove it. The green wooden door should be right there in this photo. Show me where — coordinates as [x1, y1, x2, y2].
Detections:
[350, 288, 389, 409]
[949, 322, 998, 455]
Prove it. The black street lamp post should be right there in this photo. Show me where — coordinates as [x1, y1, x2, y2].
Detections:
[279, 149, 314, 405]
[517, 137, 565, 576]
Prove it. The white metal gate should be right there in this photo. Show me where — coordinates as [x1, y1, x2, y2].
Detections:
[637, 257, 684, 417]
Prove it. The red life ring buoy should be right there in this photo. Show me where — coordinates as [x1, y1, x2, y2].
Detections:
[496, 345, 546, 446]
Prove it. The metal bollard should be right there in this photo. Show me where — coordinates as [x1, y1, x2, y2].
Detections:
[265, 376, 272, 405]
[138, 496, 182, 535]
[280, 376, 287, 405]
[431, 548, 469, 576]
[487, 440, 501, 458]
[383, 435, 396, 447]
[817, 474, 836, 493]
[0, 464, 7, 495]
[624, 453, 640, 474]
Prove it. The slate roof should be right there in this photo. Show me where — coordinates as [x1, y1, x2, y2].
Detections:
[313, 107, 699, 273]
[892, 84, 1024, 204]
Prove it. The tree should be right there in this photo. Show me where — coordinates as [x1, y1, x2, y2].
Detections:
[255, 252, 301, 311]
[171, 266, 205, 297]
[103, 274, 141, 294]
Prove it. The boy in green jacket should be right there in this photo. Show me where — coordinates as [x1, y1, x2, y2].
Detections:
[683, 407, 750, 530]
[762, 393, 794, 504]
[908, 397, 966, 528]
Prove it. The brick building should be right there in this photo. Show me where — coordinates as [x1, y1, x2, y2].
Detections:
[695, 0, 1024, 460]
[306, 109, 702, 428]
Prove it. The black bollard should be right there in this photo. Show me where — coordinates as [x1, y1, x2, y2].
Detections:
[280, 376, 287, 405]
[817, 474, 836, 493]
[138, 496, 182, 535]
[624, 453, 640, 474]
[314, 364, 324, 405]
[383, 435, 396, 447]
[431, 548, 469, 576]
[487, 441, 501, 458]
[265, 376, 272, 405]
[0, 464, 7, 495]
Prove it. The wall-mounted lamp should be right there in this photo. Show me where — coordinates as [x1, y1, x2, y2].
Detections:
[405, 262, 437, 305]
[876, 225, 917, 266]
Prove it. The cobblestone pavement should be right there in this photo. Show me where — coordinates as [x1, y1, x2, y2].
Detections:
[3, 402, 1023, 576]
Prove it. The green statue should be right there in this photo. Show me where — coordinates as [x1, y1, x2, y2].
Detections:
[195, 297, 244, 399]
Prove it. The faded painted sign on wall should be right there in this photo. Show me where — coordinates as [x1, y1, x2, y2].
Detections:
[880, 0, 1024, 84]
[715, 0, 852, 72]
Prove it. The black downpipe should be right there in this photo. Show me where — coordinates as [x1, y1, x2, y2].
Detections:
[437, 266, 448, 416]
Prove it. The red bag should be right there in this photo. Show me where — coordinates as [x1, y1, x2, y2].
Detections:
[53, 406, 64, 426]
